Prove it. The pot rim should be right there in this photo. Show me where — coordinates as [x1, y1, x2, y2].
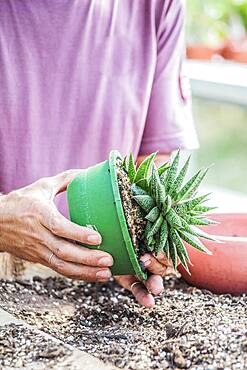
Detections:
[207, 212, 247, 240]
[215, 235, 247, 243]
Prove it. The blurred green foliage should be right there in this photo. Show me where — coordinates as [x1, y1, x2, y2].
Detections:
[192, 98, 247, 194]
[186, 0, 247, 46]
[237, 1, 247, 29]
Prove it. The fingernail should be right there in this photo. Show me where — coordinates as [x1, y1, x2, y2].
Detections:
[139, 260, 146, 272]
[98, 256, 113, 267]
[143, 259, 151, 267]
[96, 269, 112, 280]
[140, 255, 152, 267]
[87, 234, 101, 244]
[156, 251, 165, 259]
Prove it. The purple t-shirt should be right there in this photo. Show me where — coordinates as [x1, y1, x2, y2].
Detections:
[0, 0, 198, 213]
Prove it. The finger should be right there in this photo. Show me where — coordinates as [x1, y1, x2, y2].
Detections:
[115, 275, 135, 290]
[153, 251, 173, 267]
[51, 169, 83, 195]
[140, 254, 167, 276]
[115, 275, 155, 308]
[41, 205, 102, 245]
[131, 281, 155, 308]
[35, 170, 82, 199]
[47, 235, 113, 267]
[41, 249, 112, 282]
[144, 275, 164, 296]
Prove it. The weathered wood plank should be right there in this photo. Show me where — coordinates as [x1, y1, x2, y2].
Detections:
[0, 308, 117, 370]
[0, 253, 56, 280]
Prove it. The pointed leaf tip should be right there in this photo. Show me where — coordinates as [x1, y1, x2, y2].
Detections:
[169, 155, 191, 197]
[178, 230, 213, 255]
[134, 152, 157, 183]
[133, 195, 155, 213]
[158, 162, 170, 176]
[147, 214, 163, 240]
[169, 239, 178, 270]
[165, 150, 180, 192]
[145, 206, 160, 222]
[128, 153, 136, 183]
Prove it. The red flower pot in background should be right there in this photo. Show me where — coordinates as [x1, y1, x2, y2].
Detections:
[178, 213, 247, 295]
[186, 45, 222, 60]
[221, 37, 247, 63]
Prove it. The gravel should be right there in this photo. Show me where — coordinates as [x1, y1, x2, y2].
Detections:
[0, 276, 247, 370]
[0, 322, 71, 369]
[116, 160, 146, 256]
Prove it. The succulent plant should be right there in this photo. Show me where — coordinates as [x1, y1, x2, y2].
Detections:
[122, 151, 217, 273]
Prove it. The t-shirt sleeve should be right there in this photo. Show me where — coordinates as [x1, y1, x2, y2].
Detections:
[139, 0, 199, 155]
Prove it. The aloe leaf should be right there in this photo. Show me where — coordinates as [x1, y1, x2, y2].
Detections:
[187, 168, 209, 197]
[150, 164, 166, 209]
[202, 218, 219, 225]
[133, 195, 155, 213]
[143, 220, 153, 239]
[146, 235, 155, 251]
[177, 250, 191, 275]
[166, 208, 182, 228]
[135, 178, 150, 192]
[157, 183, 166, 208]
[178, 230, 212, 255]
[122, 156, 128, 172]
[189, 211, 204, 216]
[180, 217, 217, 242]
[169, 239, 178, 270]
[128, 153, 136, 183]
[164, 150, 180, 192]
[159, 184, 167, 206]
[150, 164, 160, 199]
[180, 217, 196, 234]
[131, 184, 149, 196]
[176, 193, 210, 215]
[134, 152, 156, 183]
[162, 194, 172, 216]
[145, 206, 160, 222]
[181, 214, 214, 226]
[147, 214, 163, 239]
[187, 225, 219, 242]
[170, 228, 190, 263]
[174, 169, 202, 201]
[164, 240, 170, 260]
[193, 205, 217, 213]
[158, 162, 170, 176]
[155, 221, 168, 255]
[187, 214, 219, 225]
[169, 155, 191, 197]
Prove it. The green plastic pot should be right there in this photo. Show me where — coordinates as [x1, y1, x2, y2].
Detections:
[67, 150, 146, 280]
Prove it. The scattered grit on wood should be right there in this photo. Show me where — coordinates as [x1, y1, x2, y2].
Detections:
[116, 160, 146, 256]
[0, 322, 71, 369]
[0, 276, 247, 370]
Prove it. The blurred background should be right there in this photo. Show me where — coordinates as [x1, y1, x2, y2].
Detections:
[185, 0, 247, 211]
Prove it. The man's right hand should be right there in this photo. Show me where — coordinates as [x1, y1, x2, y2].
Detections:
[0, 170, 113, 282]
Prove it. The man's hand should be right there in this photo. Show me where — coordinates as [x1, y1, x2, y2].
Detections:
[115, 252, 173, 308]
[0, 170, 113, 282]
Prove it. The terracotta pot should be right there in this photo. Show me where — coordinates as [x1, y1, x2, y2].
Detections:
[178, 213, 247, 295]
[186, 45, 222, 60]
[222, 38, 247, 63]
